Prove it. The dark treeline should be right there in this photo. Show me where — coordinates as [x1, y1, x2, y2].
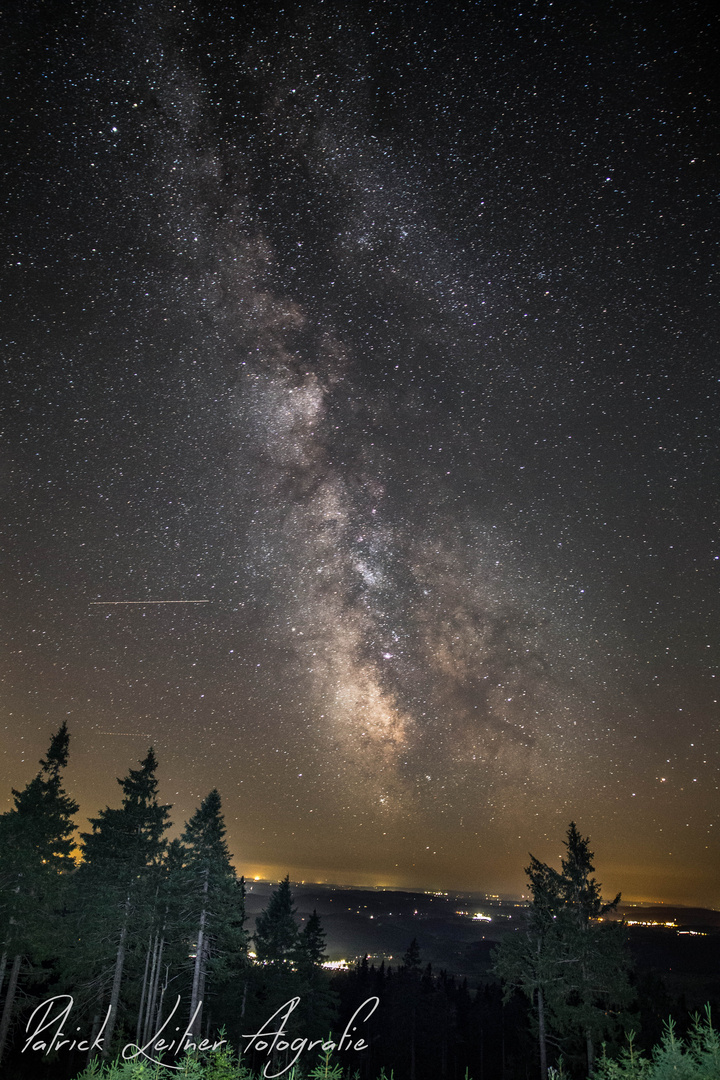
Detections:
[330, 948, 532, 1080]
[0, 728, 716, 1080]
[0, 727, 339, 1077]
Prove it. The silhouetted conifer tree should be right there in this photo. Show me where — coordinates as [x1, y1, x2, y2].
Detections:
[254, 875, 300, 964]
[493, 822, 632, 1080]
[73, 748, 170, 1057]
[551, 822, 632, 1074]
[298, 909, 327, 967]
[0, 723, 78, 1063]
[181, 788, 247, 1037]
[135, 837, 189, 1047]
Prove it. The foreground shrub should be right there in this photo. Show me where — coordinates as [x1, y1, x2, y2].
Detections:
[72, 1041, 251, 1079]
[590, 1005, 720, 1080]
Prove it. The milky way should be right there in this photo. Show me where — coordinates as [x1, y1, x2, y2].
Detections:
[2, 1, 718, 902]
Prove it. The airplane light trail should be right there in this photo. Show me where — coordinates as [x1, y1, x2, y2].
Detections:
[89, 600, 210, 605]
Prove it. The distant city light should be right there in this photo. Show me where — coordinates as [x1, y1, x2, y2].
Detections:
[626, 920, 678, 928]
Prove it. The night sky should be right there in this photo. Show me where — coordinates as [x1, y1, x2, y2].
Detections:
[3, 1, 718, 907]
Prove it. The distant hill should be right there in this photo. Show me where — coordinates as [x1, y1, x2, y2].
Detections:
[619, 905, 720, 929]
[245, 881, 529, 979]
[242, 881, 720, 993]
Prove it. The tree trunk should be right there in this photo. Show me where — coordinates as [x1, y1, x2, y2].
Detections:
[0, 950, 7, 998]
[409, 1029, 416, 1080]
[143, 933, 163, 1045]
[537, 986, 548, 1080]
[0, 953, 22, 1064]
[586, 1029, 595, 1076]
[189, 904, 208, 1035]
[189, 869, 209, 1036]
[102, 917, 128, 1056]
[155, 962, 173, 1032]
[135, 934, 153, 1044]
[86, 1000, 104, 1066]
[409, 1004, 416, 1080]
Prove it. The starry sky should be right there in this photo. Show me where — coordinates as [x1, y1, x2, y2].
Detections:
[2, 1, 719, 907]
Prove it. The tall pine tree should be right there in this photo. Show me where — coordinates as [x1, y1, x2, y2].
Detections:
[295, 908, 336, 1039]
[254, 876, 299, 964]
[552, 823, 631, 1075]
[298, 910, 327, 967]
[134, 837, 188, 1047]
[252, 879, 336, 1041]
[493, 822, 632, 1080]
[181, 789, 246, 1038]
[0, 723, 79, 1063]
[73, 748, 171, 1056]
[492, 854, 565, 1080]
